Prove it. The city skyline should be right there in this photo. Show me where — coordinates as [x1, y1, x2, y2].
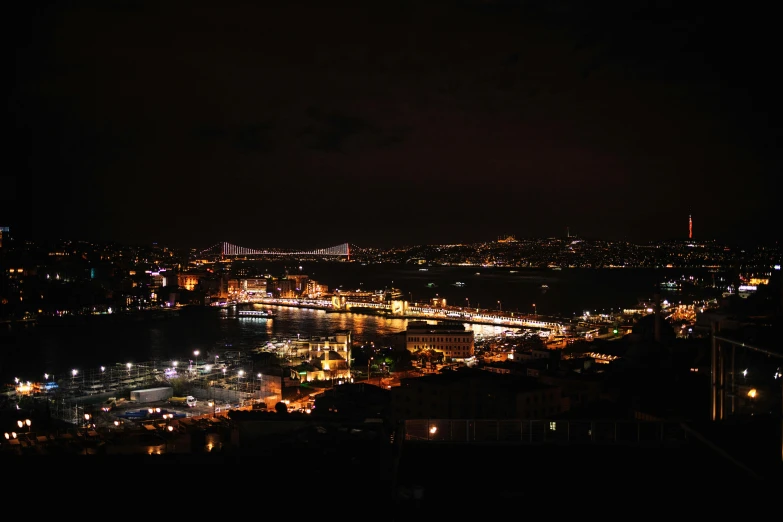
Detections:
[1, 223, 781, 252]
[5, 2, 780, 249]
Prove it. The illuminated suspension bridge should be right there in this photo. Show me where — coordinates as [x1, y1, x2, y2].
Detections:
[197, 241, 353, 258]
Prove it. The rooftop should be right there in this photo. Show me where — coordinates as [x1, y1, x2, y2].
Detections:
[406, 320, 469, 332]
[8, 430, 777, 513]
[394, 440, 779, 514]
[399, 367, 556, 392]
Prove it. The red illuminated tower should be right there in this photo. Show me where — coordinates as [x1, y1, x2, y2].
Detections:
[688, 214, 692, 239]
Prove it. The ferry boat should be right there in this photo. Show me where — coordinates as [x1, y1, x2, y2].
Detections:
[660, 280, 682, 291]
[237, 310, 276, 318]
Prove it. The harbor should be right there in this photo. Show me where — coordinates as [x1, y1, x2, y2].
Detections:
[7, 356, 276, 427]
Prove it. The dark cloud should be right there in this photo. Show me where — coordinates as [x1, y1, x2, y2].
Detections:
[192, 125, 228, 141]
[299, 108, 410, 152]
[193, 122, 277, 153]
[235, 123, 276, 152]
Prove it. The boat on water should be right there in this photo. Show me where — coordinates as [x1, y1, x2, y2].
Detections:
[452, 282, 466, 287]
[237, 310, 276, 318]
[541, 284, 549, 289]
[660, 280, 682, 291]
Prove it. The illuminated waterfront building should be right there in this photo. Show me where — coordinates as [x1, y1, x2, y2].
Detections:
[405, 321, 474, 360]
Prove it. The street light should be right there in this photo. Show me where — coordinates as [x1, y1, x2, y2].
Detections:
[194, 350, 200, 371]
[237, 370, 244, 406]
[165, 424, 175, 453]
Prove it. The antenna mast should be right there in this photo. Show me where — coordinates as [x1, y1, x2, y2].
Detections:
[689, 215, 693, 239]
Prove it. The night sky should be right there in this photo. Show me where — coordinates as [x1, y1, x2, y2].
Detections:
[4, 1, 780, 249]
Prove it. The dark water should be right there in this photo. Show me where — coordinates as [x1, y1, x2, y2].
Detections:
[0, 264, 715, 383]
[304, 263, 711, 315]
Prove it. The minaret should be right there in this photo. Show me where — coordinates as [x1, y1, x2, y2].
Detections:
[688, 215, 693, 239]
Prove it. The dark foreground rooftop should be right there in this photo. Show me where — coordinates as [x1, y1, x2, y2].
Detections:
[7, 420, 780, 516]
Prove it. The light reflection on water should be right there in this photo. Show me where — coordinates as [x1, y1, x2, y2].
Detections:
[225, 305, 521, 348]
[226, 305, 410, 343]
